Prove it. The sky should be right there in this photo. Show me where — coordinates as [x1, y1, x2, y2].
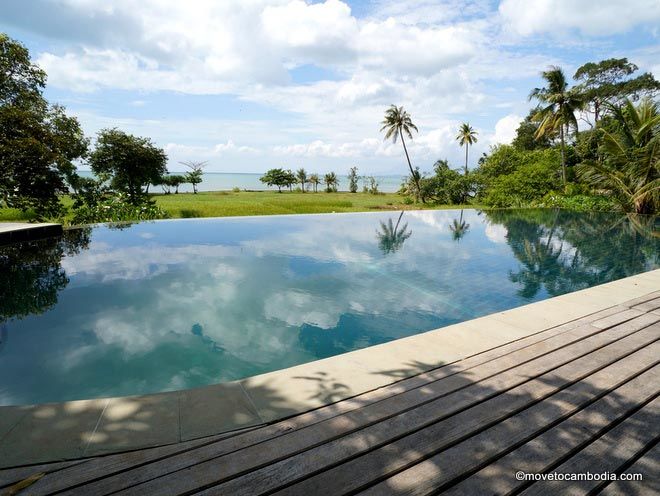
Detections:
[1, 0, 659, 174]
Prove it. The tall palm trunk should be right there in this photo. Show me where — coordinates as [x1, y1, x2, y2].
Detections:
[559, 124, 567, 188]
[464, 144, 469, 175]
[399, 128, 424, 203]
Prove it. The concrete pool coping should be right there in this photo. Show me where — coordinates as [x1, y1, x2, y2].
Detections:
[0, 269, 658, 468]
[0, 222, 63, 245]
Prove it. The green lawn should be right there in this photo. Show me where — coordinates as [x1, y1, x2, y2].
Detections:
[0, 190, 480, 223]
[154, 191, 476, 218]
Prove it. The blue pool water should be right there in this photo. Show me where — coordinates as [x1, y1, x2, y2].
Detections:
[1, 209, 658, 405]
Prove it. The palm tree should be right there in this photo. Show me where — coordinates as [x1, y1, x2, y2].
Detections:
[380, 105, 424, 202]
[324, 172, 338, 192]
[577, 98, 659, 214]
[529, 66, 584, 188]
[296, 168, 307, 193]
[308, 173, 320, 192]
[376, 211, 412, 254]
[456, 123, 478, 175]
[449, 209, 470, 241]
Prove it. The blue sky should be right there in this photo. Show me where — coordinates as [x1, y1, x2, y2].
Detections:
[1, 0, 659, 173]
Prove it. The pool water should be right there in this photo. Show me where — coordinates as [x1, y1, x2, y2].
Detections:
[1, 209, 658, 405]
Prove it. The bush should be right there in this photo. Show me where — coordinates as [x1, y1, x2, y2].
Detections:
[483, 160, 561, 207]
[71, 193, 169, 225]
[478, 146, 562, 207]
[534, 193, 617, 212]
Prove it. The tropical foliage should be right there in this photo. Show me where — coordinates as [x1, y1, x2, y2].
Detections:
[577, 99, 659, 214]
[529, 66, 584, 187]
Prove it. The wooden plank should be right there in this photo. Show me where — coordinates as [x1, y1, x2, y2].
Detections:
[183, 322, 660, 495]
[519, 400, 660, 495]
[17, 427, 255, 496]
[632, 297, 660, 313]
[41, 310, 625, 495]
[358, 362, 660, 496]
[0, 460, 89, 490]
[445, 382, 658, 496]
[599, 441, 659, 495]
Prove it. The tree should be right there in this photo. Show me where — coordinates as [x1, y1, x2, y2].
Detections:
[169, 175, 186, 194]
[348, 166, 359, 193]
[181, 160, 207, 194]
[380, 105, 424, 202]
[308, 173, 321, 193]
[512, 108, 552, 151]
[296, 168, 307, 192]
[0, 33, 46, 107]
[88, 129, 167, 204]
[530, 66, 584, 188]
[456, 123, 478, 175]
[0, 34, 88, 217]
[324, 172, 338, 192]
[577, 99, 659, 214]
[260, 168, 289, 192]
[574, 58, 660, 124]
[284, 169, 296, 191]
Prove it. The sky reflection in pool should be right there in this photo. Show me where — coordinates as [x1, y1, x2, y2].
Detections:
[1, 209, 658, 405]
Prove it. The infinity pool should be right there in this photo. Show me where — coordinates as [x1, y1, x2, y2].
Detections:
[1, 209, 658, 405]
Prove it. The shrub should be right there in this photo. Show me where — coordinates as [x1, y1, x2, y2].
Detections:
[534, 193, 617, 212]
[71, 193, 169, 225]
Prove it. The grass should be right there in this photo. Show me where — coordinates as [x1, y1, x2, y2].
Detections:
[0, 190, 481, 223]
[154, 191, 476, 218]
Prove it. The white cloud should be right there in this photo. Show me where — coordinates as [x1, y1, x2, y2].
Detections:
[490, 114, 522, 146]
[499, 0, 660, 37]
[4, 0, 655, 172]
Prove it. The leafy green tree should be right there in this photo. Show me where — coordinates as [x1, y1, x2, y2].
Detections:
[0, 34, 87, 218]
[577, 98, 659, 214]
[478, 146, 561, 207]
[169, 174, 186, 194]
[296, 168, 307, 192]
[88, 129, 167, 204]
[417, 160, 473, 204]
[0, 33, 46, 107]
[284, 169, 296, 191]
[348, 166, 359, 193]
[324, 172, 338, 192]
[376, 211, 412, 254]
[362, 176, 379, 194]
[381, 105, 423, 202]
[456, 123, 478, 175]
[512, 108, 552, 151]
[181, 160, 206, 194]
[574, 58, 660, 124]
[308, 173, 321, 192]
[530, 66, 584, 187]
[260, 168, 289, 192]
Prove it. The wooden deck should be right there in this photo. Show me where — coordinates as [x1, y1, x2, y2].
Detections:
[1, 292, 659, 495]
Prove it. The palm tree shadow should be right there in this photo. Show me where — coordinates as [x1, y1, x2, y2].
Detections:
[449, 209, 470, 241]
[377, 211, 412, 255]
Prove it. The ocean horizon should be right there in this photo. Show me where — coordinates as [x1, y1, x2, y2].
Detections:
[76, 170, 407, 194]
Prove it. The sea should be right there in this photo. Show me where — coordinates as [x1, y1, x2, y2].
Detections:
[76, 171, 407, 193]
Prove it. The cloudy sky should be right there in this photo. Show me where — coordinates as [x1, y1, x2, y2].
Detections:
[2, 0, 659, 173]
